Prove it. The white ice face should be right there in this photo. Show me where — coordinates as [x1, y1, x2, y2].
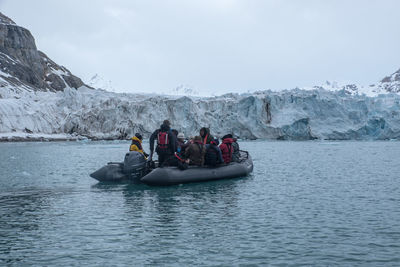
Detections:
[1, 81, 400, 141]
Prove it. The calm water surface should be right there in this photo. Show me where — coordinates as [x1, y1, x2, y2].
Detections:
[0, 141, 399, 266]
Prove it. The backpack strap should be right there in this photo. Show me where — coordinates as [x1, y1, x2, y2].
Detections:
[203, 134, 208, 144]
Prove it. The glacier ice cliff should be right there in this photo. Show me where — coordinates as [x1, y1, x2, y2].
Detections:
[1, 86, 400, 141]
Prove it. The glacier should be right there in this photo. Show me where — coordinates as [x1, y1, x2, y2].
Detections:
[1, 84, 400, 141]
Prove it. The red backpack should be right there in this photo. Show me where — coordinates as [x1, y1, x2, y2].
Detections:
[157, 131, 169, 151]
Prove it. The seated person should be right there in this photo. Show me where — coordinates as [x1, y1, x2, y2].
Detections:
[176, 132, 189, 154]
[129, 133, 149, 158]
[200, 127, 214, 144]
[219, 134, 234, 164]
[185, 136, 206, 166]
[226, 134, 240, 162]
[205, 138, 224, 166]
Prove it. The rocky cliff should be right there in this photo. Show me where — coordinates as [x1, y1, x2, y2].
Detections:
[0, 12, 84, 92]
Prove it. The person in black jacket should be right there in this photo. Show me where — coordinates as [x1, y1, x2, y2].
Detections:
[205, 138, 224, 166]
[149, 120, 176, 165]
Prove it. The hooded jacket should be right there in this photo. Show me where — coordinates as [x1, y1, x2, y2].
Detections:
[129, 136, 144, 152]
[219, 138, 234, 163]
[129, 136, 148, 158]
[200, 127, 214, 144]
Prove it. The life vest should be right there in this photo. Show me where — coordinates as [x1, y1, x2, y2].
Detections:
[203, 133, 208, 144]
[225, 143, 232, 163]
[220, 138, 233, 163]
[157, 131, 169, 152]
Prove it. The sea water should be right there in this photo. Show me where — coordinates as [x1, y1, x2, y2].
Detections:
[0, 141, 399, 266]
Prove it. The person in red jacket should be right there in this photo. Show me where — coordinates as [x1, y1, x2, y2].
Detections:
[219, 134, 234, 164]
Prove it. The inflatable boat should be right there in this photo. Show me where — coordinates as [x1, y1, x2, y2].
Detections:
[141, 151, 253, 186]
[90, 151, 148, 182]
[90, 150, 253, 185]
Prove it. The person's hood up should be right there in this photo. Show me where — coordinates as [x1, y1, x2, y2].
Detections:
[200, 127, 210, 137]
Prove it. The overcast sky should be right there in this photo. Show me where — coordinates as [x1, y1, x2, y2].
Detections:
[1, 0, 400, 94]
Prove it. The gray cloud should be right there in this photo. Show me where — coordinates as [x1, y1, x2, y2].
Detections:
[1, 0, 399, 94]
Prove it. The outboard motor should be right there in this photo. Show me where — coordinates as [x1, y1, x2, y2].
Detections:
[123, 151, 147, 180]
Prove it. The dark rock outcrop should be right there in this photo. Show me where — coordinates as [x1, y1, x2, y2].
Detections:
[0, 12, 85, 91]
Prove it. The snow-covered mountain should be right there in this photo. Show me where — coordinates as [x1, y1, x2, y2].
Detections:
[86, 74, 115, 91]
[0, 12, 400, 141]
[377, 68, 400, 94]
[304, 69, 400, 97]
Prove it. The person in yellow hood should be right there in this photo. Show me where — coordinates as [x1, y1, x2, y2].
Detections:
[129, 133, 149, 158]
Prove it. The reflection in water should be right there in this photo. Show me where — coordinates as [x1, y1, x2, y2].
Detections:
[113, 179, 244, 265]
[121, 178, 242, 223]
[91, 178, 243, 228]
